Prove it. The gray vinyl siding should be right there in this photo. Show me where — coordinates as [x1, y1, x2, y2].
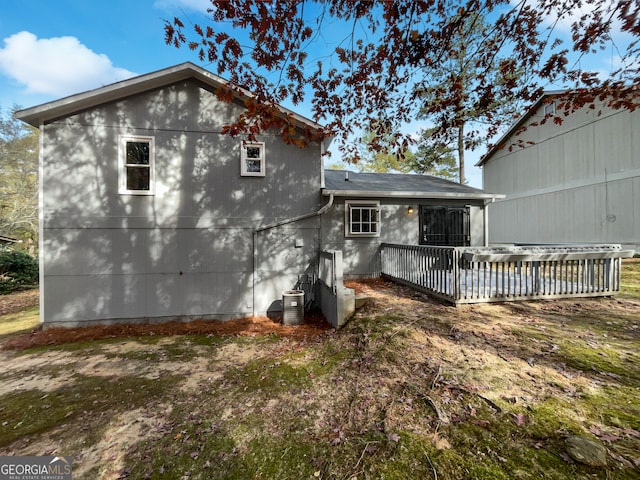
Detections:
[321, 198, 486, 278]
[254, 220, 320, 314]
[483, 100, 640, 252]
[40, 80, 323, 325]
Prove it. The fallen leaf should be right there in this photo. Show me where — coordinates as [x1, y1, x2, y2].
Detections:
[365, 443, 378, 454]
[622, 428, 640, 438]
[472, 420, 490, 428]
[609, 451, 633, 468]
[451, 414, 467, 424]
[513, 413, 527, 426]
[589, 425, 602, 436]
[427, 433, 451, 450]
[387, 433, 400, 443]
[559, 452, 575, 464]
[599, 433, 619, 443]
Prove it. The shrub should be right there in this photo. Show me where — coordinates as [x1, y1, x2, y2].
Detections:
[0, 249, 38, 294]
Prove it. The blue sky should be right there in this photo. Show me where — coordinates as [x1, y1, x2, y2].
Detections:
[0, 0, 489, 185]
[0, 1, 628, 189]
[0, 0, 211, 105]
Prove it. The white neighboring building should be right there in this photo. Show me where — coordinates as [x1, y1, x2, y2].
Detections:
[478, 91, 639, 253]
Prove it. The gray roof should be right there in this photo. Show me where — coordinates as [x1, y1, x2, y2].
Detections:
[323, 170, 503, 200]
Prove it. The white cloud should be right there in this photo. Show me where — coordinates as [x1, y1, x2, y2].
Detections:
[0, 31, 136, 97]
[513, 0, 630, 41]
[153, 0, 211, 12]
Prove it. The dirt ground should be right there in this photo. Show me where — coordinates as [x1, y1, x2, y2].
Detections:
[0, 302, 334, 478]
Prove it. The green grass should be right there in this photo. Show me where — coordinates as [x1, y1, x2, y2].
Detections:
[620, 259, 640, 300]
[224, 355, 315, 394]
[0, 374, 181, 448]
[0, 305, 39, 338]
[559, 339, 640, 385]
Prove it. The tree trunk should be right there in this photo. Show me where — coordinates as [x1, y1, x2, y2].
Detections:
[457, 123, 465, 184]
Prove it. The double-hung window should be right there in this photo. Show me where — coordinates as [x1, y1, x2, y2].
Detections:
[345, 201, 380, 237]
[241, 142, 265, 177]
[119, 135, 155, 195]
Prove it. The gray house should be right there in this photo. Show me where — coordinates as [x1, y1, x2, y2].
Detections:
[478, 91, 640, 252]
[321, 170, 501, 278]
[17, 63, 502, 327]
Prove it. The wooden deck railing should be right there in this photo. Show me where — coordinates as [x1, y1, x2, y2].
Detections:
[380, 244, 634, 304]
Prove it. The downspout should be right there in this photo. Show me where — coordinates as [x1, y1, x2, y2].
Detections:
[483, 197, 495, 247]
[255, 193, 334, 233]
[38, 122, 45, 324]
[252, 193, 334, 316]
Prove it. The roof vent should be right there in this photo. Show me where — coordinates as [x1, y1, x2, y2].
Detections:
[345, 171, 349, 181]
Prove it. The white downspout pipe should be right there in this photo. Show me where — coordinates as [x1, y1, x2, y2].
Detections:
[252, 193, 334, 316]
[255, 193, 334, 233]
[483, 197, 495, 247]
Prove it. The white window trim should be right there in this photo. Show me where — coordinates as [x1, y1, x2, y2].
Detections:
[345, 200, 381, 238]
[240, 141, 266, 177]
[544, 101, 556, 116]
[119, 135, 155, 195]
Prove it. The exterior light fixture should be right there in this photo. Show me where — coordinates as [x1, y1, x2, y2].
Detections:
[407, 206, 414, 215]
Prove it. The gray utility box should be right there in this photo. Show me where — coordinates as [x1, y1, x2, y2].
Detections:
[282, 290, 305, 326]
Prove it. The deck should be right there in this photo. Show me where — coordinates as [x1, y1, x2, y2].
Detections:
[380, 244, 634, 304]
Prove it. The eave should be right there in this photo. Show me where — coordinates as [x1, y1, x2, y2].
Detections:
[322, 189, 504, 201]
[476, 90, 565, 167]
[15, 62, 326, 136]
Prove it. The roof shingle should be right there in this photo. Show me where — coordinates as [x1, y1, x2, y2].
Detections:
[323, 169, 499, 199]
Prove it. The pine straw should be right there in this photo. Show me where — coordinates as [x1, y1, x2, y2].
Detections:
[1, 311, 332, 351]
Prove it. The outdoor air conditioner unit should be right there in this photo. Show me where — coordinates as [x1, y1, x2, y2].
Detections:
[282, 290, 304, 326]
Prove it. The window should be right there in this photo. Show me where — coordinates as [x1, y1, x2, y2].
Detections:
[345, 201, 380, 237]
[119, 135, 154, 195]
[544, 101, 556, 116]
[241, 142, 265, 177]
